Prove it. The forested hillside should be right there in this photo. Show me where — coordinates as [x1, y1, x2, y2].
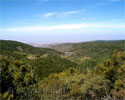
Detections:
[49, 40, 125, 53]
[0, 40, 125, 100]
[0, 40, 62, 59]
[49, 40, 125, 63]
[0, 40, 76, 80]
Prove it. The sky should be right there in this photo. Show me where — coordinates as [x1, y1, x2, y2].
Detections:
[0, 0, 125, 44]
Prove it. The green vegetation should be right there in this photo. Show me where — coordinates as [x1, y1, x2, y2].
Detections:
[30, 55, 76, 81]
[77, 58, 97, 73]
[0, 40, 62, 59]
[0, 40, 125, 100]
[50, 40, 125, 63]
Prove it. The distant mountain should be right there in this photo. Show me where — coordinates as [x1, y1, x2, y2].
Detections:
[48, 40, 125, 62]
[29, 43, 61, 48]
[28, 43, 43, 47]
[1, 40, 124, 63]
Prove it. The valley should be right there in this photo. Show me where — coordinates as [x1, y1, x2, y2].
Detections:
[0, 40, 125, 100]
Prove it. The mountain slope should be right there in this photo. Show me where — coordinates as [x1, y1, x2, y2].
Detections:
[48, 40, 125, 62]
[0, 40, 62, 58]
[0, 40, 76, 80]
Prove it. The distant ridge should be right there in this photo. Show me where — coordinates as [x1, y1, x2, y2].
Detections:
[0, 40, 61, 57]
[29, 40, 125, 48]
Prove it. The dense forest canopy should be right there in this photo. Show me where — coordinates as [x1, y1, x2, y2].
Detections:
[0, 40, 62, 58]
[0, 40, 125, 100]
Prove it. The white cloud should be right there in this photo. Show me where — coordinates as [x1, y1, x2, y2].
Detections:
[62, 10, 79, 15]
[43, 10, 80, 18]
[3, 23, 125, 32]
[43, 12, 57, 18]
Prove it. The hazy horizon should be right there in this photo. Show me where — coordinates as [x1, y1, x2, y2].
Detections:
[1, 0, 125, 44]
[1, 39, 125, 45]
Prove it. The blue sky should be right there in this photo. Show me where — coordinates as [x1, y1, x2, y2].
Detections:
[0, 0, 125, 44]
